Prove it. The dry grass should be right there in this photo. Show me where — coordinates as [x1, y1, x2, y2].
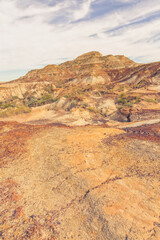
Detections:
[0, 105, 31, 118]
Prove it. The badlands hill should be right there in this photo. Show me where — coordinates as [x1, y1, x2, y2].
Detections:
[0, 51, 160, 125]
[0, 52, 160, 239]
[0, 51, 159, 124]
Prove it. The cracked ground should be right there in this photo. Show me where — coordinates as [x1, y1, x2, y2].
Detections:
[0, 122, 160, 240]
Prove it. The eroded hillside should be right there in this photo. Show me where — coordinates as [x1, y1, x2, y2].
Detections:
[0, 51, 160, 125]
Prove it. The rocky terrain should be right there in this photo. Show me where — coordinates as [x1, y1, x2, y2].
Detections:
[0, 51, 160, 124]
[0, 52, 160, 239]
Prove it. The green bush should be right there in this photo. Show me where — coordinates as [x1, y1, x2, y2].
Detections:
[117, 93, 128, 105]
[117, 93, 140, 107]
[0, 102, 15, 109]
[26, 95, 58, 107]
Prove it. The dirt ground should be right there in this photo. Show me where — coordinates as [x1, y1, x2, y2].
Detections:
[0, 121, 160, 240]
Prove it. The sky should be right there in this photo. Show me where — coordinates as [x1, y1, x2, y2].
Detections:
[0, 0, 160, 82]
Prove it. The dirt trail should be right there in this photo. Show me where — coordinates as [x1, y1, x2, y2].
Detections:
[118, 118, 160, 128]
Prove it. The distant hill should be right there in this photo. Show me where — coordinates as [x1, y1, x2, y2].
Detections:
[0, 51, 160, 124]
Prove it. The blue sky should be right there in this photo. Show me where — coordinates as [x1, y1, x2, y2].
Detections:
[0, 0, 160, 81]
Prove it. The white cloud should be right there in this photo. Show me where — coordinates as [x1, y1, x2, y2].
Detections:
[72, 0, 93, 20]
[0, 0, 160, 81]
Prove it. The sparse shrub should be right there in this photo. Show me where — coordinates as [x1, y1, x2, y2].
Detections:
[87, 106, 97, 113]
[70, 100, 76, 109]
[100, 90, 108, 95]
[131, 96, 140, 104]
[26, 97, 36, 107]
[25, 95, 58, 107]
[14, 105, 31, 114]
[94, 91, 101, 96]
[66, 100, 77, 111]
[117, 93, 128, 105]
[12, 96, 19, 100]
[44, 84, 54, 93]
[117, 93, 140, 107]
[87, 106, 100, 114]
[107, 84, 114, 91]
[81, 103, 88, 109]
[134, 80, 148, 89]
[127, 103, 133, 107]
[0, 105, 31, 118]
[0, 102, 15, 109]
[145, 98, 158, 103]
[63, 86, 93, 101]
